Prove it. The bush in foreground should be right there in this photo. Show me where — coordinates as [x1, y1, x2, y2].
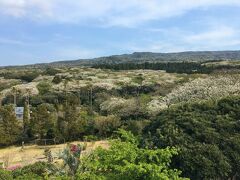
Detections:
[12, 162, 54, 178]
[0, 130, 187, 180]
[0, 169, 13, 180]
[77, 129, 188, 180]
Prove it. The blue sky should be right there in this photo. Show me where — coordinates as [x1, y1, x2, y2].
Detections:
[0, 0, 240, 66]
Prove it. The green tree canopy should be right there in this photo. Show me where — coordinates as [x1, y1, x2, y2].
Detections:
[78, 129, 188, 180]
[0, 105, 21, 146]
[144, 95, 240, 179]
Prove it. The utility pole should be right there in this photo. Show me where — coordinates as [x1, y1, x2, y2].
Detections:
[79, 89, 81, 106]
[12, 87, 17, 107]
[90, 87, 93, 112]
[0, 92, 2, 107]
[23, 91, 30, 136]
[64, 80, 69, 107]
[135, 75, 144, 120]
[14, 91, 17, 107]
[26, 90, 30, 119]
[77, 80, 81, 106]
[87, 87, 93, 113]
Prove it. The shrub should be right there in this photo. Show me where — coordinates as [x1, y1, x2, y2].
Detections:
[2, 71, 40, 82]
[0, 169, 13, 180]
[14, 173, 42, 180]
[77, 129, 188, 180]
[19, 72, 40, 82]
[37, 82, 52, 95]
[12, 162, 53, 178]
[30, 95, 44, 106]
[83, 135, 98, 141]
[44, 67, 61, 76]
[94, 115, 121, 137]
[52, 75, 62, 84]
[125, 120, 150, 135]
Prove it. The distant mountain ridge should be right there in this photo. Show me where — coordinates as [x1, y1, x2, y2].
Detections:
[45, 50, 240, 67]
[3, 50, 240, 68]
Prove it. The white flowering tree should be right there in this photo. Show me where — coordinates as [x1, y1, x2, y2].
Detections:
[100, 97, 127, 114]
[148, 74, 240, 113]
[100, 97, 144, 119]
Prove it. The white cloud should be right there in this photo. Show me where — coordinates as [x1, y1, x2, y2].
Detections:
[127, 42, 186, 53]
[182, 26, 240, 50]
[54, 46, 102, 59]
[185, 26, 237, 42]
[0, 0, 25, 17]
[1, 0, 240, 26]
[0, 0, 52, 17]
[123, 25, 240, 52]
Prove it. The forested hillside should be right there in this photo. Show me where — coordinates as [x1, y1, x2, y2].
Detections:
[5, 50, 240, 68]
[0, 62, 240, 179]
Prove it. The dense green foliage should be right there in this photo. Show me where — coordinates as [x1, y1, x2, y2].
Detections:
[0, 130, 187, 180]
[93, 61, 240, 74]
[143, 96, 240, 179]
[44, 67, 61, 76]
[12, 162, 54, 178]
[77, 129, 187, 180]
[0, 105, 21, 146]
[0, 71, 41, 82]
[1, 63, 240, 179]
[0, 84, 154, 145]
[52, 75, 63, 84]
[0, 162, 57, 179]
[0, 169, 13, 180]
[37, 82, 52, 95]
[30, 103, 56, 139]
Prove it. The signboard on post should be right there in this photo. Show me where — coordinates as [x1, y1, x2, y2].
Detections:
[15, 107, 24, 120]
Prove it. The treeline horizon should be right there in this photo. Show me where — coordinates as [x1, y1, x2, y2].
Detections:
[93, 61, 240, 74]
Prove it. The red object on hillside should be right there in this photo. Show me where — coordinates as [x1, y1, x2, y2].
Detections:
[70, 144, 78, 153]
